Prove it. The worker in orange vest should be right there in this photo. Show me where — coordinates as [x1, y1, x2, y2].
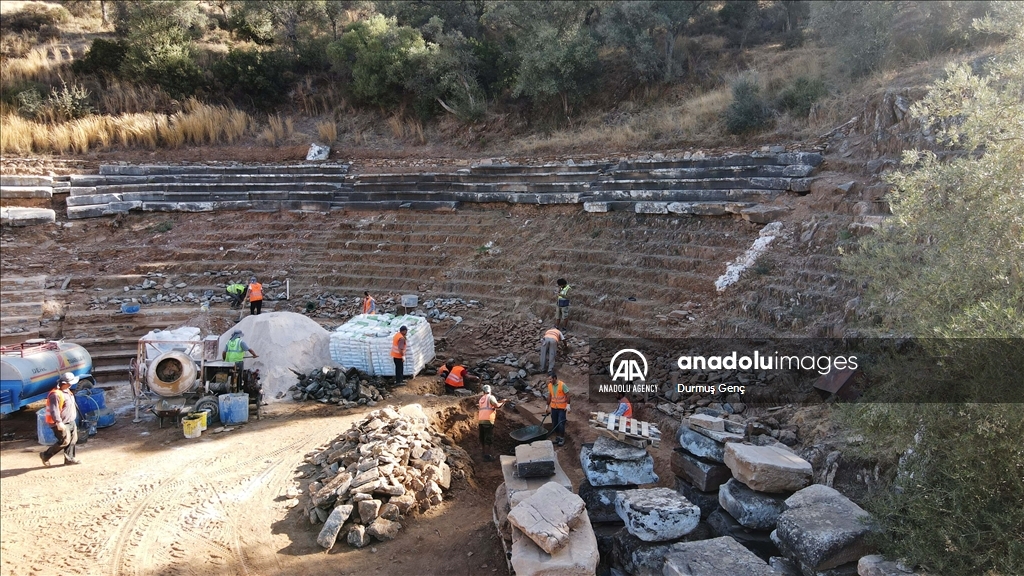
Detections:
[440, 360, 480, 394]
[477, 385, 507, 461]
[40, 372, 81, 466]
[543, 371, 570, 446]
[614, 391, 633, 418]
[391, 326, 408, 386]
[245, 276, 264, 316]
[362, 291, 377, 314]
[538, 327, 563, 374]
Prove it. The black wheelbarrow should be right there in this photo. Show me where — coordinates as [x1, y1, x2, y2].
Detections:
[510, 414, 555, 444]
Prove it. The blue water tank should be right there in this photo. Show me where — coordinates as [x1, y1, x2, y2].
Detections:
[2, 340, 92, 415]
[218, 393, 249, 425]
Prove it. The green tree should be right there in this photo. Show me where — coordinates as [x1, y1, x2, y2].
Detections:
[327, 14, 426, 109]
[810, 1, 898, 77]
[405, 17, 486, 121]
[842, 3, 1024, 572]
[112, 1, 208, 98]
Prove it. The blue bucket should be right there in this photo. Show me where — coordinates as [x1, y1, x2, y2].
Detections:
[76, 389, 106, 410]
[121, 303, 140, 314]
[94, 408, 116, 428]
[37, 408, 56, 445]
[218, 393, 249, 425]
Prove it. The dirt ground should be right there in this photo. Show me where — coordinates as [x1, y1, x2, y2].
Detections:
[0, 363, 680, 576]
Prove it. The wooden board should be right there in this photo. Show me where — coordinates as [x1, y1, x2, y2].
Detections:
[589, 411, 661, 448]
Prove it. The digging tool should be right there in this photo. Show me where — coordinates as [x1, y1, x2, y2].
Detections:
[510, 413, 554, 444]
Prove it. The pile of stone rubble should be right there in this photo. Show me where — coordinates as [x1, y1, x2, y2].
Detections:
[300, 405, 467, 550]
[290, 291, 479, 323]
[288, 366, 388, 408]
[84, 270, 287, 310]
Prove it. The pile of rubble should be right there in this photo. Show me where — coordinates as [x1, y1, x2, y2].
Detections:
[289, 366, 388, 408]
[300, 405, 468, 550]
[289, 291, 479, 322]
[84, 270, 287, 310]
[493, 440, 599, 575]
[477, 320, 590, 370]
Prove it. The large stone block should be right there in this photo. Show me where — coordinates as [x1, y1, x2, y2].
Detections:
[718, 478, 789, 530]
[674, 478, 721, 520]
[510, 509, 599, 576]
[707, 509, 779, 561]
[615, 487, 700, 542]
[773, 485, 875, 574]
[857, 555, 919, 576]
[688, 414, 725, 432]
[724, 443, 813, 493]
[580, 442, 658, 487]
[0, 207, 55, 227]
[578, 479, 636, 523]
[500, 455, 572, 507]
[671, 448, 732, 492]
[662, 536, 778, 576]
[366, 517, 400, 540]
[507, 481, 586, 554]
[583, 202, 609, 213]
[634, 201, 669, 214]
[357, 498, 381, 524]
[592, 435, 648, 460]
[516, 440, 556, 478]
[677, 427, 727, 462]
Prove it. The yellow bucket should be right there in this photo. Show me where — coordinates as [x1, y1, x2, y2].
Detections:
[182, 415, 202, 439]
[187, 411, 208, 431]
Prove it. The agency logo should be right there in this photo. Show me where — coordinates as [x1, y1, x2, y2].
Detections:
[610, 349, 648, 381]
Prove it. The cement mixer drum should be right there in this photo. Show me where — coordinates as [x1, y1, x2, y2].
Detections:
[146, 351, 198, 397]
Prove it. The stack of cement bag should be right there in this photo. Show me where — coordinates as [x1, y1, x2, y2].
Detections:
[329, 314, 434, 376]
[492, 440, 599, 576]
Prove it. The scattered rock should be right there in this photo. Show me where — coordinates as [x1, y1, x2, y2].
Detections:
[615, 487, 701, 542]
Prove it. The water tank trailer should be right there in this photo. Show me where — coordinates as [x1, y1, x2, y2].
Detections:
[1, 339, 94, 414]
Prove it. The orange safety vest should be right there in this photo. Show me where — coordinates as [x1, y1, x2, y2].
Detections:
[248, 282, 263, 301]
[544, 328, 562, 342]
[391, 333, 406, 359]
[478, 394, 497, 424]
[45, 388, 66, 425]
[548, 380, 568, 409]
[362, 296, 376, 314]
[445, 365, 466, 387]
[620, 398, 633, 418]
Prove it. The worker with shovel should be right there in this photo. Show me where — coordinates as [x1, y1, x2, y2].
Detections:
[477, 385, 507, 462]
[544, 371, 570, 447]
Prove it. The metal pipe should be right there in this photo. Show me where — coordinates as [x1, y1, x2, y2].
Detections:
[286, 278, 290, 300]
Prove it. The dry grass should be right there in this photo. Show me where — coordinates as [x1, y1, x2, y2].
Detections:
[97, 79, 177, 115]
[0, 100, 254, 154]
[316, 119, 338, 143]
[295, 78, 347, 117]
[259, 114, 294, 145]
[0, 40, 73, 86]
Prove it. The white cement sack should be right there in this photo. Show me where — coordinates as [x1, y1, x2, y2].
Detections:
[219, 312, 336, 403]
[140, 327, 203, 361]
[330, 314, 434, 376]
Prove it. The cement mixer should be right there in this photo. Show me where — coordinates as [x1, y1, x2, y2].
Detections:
[129, 335, 261, 425]
[1, 340, 94, 415]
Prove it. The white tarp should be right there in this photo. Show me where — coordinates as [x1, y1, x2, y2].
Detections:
[220, 312, 336, 403]
[140, 327, 203, 361]
[330, 314, 434, 376]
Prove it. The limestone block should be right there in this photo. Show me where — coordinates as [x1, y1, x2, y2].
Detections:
[671, 449, 731, 492]
[366, 517, 400, 540]
[379, 502, 400, 521]
[423, 461, 451, 489]
[306, 143, 330, 161]
[741, 205, 791, 224]
[347, 524, 370, 548]
[662, 536, 778, 576]
[583, 202, 609, 213]
[688, 414, 725, 432]
[316, 504, 353, 549]
[789, 178, 815, 193]
[389, 492, 416, 514]
[0, 207, 55, 227]
[357, 498, 381, 524]
[782, 164, 816, 177]
[494, 483, 512, 543]
[507, 481, 586, 554]
[351, 466, 380, 488]
[773, 485, 875, 573]
[592, 435, 648, 460]
[65, 193, 122, 207]
[724, 443, 813, 493]
[615, 487, 700, 542]
[510, 508, 599, 576]
[516, 440, 556, 478]
[858, 555, 919, 576]
[718, 478, 789, 530]
[635, 201, 669, 214]
[312, 471, 352, 506]
[580, 442, 659, 487]
[677, 427, 727, 463]
[501, 455, 573, 507]
[610, 523, 712, 575]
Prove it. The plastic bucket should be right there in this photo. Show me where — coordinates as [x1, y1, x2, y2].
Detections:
[186, 411, 208, 431]
[182, 415, 202, 439]
[76, 389, 106, 411]
[218, 393, 249, 425]
[37, 409, 56, 445]
[401, 294, 418, 308]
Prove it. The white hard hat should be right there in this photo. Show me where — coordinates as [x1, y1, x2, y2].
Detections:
[59, 372, 79, 386]
[482, 385, 492, 394]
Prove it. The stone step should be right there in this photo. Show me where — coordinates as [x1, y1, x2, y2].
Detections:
[1, 175, 54, 186]
[356, 170, 604, 184]
[0, 186, 53, 199]
[606, 164, 815, 180]
[1, 207, 56, 226]
[594, 177, 794, 191]
[0, 275, 47, 291]
[70, 173, 353, 186]
[0, 329, 40, 346]
[0, 302, 42, 316]
[71, 182, 349, 196]
[583, 190, 778, 204]
[98, 164, 350, 176]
